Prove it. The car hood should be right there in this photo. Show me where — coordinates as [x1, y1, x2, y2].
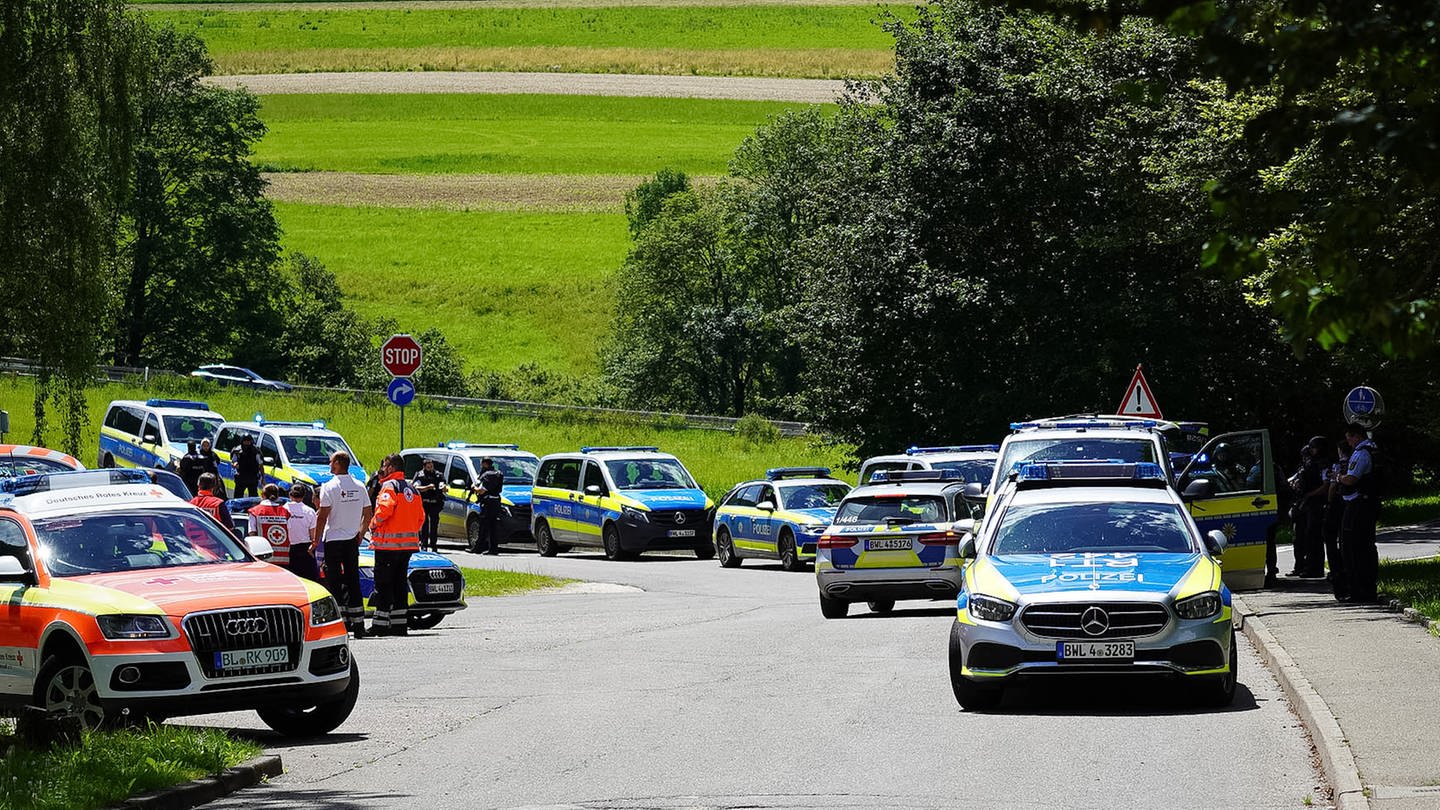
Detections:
[501, 485, 531, 507]
[786, 507, 838, 524]
[986, 552, 1204, 596]
[290, 463, 368, 486]
[621, 489, 711, 511]
[54, 563, 315, 616]
[356, 545, 455, 570]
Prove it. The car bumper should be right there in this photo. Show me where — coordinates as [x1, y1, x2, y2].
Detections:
[816, 565, 962, 601]
[618, 519, 713, 551]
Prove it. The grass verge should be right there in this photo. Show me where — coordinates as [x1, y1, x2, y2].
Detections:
[1377, 556, 1440, 622]
[1380, 492, 1440, 528]
[254, 93, 821, 176]
[460, 566, 575, 596]
[0, 724, 261, 810]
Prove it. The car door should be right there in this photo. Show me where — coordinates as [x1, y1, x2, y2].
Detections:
[1178, 429, 1276, 590]
[752, 484, 779, 553]
[535, 458, 583, 545]
[579, 461, 611, 535]
[723, 485, 759, 549]
[0, 519, 40, 699]
[441, 455, 471, 538]
[260, 433, 283, 486]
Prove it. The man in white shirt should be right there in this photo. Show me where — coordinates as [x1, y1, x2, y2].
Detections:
[315, 451, 373, 636]
[284, 483, 320, 582]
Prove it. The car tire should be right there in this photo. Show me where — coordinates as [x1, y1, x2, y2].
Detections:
[602, 523, 632, 561]
[466, 518, 481, 553]
[257, 659, 360, 737]
[948, 622, 1002, 710]
[819, 593, 849, 619]
[100, 453, 114, 469]
[1196, 630, 1238, 708]
[867, 599, 895, 614]
[778, 530, 804, 572]
[407, 612, 445, 631]
[534, 521, 559, 558]
[32, 654, 108, 730]
[716, 527, 741, 568]
[693, 541, 715, 560]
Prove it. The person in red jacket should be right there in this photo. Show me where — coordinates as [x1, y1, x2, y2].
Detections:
[368, 453, 424, 636]
[249, 484, 293, 568]
[189, 473, 237, 538]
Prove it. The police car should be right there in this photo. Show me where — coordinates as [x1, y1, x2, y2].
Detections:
[0, 470, 357, 735]
[948, 461, 1236, 710]
[399, 443, 539, 551]
[530, 447, 715, 560]
[857, 445, 998, 488]
[98, 399, 225, 471]
[213, 416, 367, 491]
[815, 470, 968, 618]
[713, 467, 852, 571]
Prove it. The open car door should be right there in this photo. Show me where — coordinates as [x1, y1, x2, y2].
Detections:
[1177, 429, 1277, 591]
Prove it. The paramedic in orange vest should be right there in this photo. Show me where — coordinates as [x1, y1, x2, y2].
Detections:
[249, 484, 293, 568]
[190, 473, 238, 538]
[368, 453, 424, 636]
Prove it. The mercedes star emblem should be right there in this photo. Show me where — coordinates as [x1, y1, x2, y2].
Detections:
[674, 512, 686, 524]
[1080, 606, 1110, 637]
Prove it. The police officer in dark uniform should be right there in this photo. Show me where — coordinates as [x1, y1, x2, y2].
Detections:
[471, 457, 505, 555]
[232, 434, 265, 498]
[414, 457, 446, 552]
[177, 441, 205, 496]
[1335, 424, 1381, 602]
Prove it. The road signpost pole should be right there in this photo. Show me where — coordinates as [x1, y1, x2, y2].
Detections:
[382, 334, 423, 452]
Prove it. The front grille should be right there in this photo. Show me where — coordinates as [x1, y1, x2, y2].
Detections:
[508, 504, 532, 522]
[1020, 602, 1170, 639]
[409, 568, 463, 604]
[647, 509, 709, 527]
[183, 606, 304, 679]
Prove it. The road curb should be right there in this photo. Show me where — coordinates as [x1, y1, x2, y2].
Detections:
[113, 754, 282, 809]
[1234, 596, 1367, 810]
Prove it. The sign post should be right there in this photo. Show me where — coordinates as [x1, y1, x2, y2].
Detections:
[381, 335, 424, 450]
[1117, 364, 1163, 419]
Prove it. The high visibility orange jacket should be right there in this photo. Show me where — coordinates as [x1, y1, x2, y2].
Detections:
[249, 501, 293, 566]
[371, 472, 422, 552]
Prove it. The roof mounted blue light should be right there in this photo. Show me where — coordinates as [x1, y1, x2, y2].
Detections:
[765, 466, 832, 481]
[442, 442, 520, 451]
[1010, 419, 1160, 432]
[868, 469, 962, 484]
[1014, 460, 1167, 484]
[905, 444, 999, 455]
[253, 413, 327, 430]
[145, 399, 211, 411]
[0, 468, 151, 497]
[580, 446, 660, 454]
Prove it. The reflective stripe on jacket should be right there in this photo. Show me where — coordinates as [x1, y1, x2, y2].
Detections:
[371, 472, 423, 551]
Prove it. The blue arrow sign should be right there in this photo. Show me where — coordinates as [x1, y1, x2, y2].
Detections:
[1346, 386, 1378, 416]
[387, 376, 416, 408]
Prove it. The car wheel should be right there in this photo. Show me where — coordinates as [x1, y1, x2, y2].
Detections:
[778, 530, 804, 572]
[948, 622, 1002, 710]
[602, 523, 631, 561]
[257, 659, 360, 737]
[1196, 630, 1238, 708]
[693, 541, 715, 560]
[819, 593, 849, 619]
[33, 655, 107, 730]
[466, 519, 481, 553]
[716, 527, 741, 568]
[407, 612, 445, 631]
[100, 453, 114, 469]
[534, 521, 559, 558]
[867, 599, 895, 614]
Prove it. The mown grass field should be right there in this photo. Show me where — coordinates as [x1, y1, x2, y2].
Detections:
[460, 567, 576, 596]
[255, 93, 815, 175]
[273, 201, 628, 374]
[145, 6, 902, 76]
[0, 377, 851, 496]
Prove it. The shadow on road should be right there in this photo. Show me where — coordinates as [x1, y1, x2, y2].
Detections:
[988, 678, 1261, 717]
[216, 786, 412, 809]
[199, 727, 370, 748]
[847, 606, 955, 619]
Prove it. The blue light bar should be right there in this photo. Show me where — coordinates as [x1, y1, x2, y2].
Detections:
[580, 446, 660, 454]
[253, 413, 327, 430]
[868, 469, 962, 484]
[442, 442, 521, 451]
[146, 398, 211, 411]
[1010, 419, 1159, 431]
[905, 444, 999, 455]
[0, 468, 151, 496]
[1014, 461, 1166, 482]
[765, 466, 832, 481]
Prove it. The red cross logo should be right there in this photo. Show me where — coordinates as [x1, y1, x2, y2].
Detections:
[144, 576, 179, 586]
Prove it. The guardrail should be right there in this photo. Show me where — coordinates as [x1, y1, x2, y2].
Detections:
[0, 357, 811, 437]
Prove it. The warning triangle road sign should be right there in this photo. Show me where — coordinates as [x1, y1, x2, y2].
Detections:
[1118, 365, 1163, 419]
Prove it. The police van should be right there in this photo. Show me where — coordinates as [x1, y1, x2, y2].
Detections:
[98, 399, 225, 471]
[212, 416, 367, 491]
[530, 447, 715, 560]
[399, 442, 540, 551]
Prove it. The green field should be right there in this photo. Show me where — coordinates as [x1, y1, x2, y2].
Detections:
[274, 202, 627, 374]
[144, 6, 901, 76]
[256, 94, 815, 175]
[0, 377, 849, 496]
[461, 567, 576, 596]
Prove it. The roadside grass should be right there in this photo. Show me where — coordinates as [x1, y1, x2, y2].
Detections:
[1380, 491, 1440, 528]
[1377, 556, 1440, 622]
[254, 94, 823, 176]
[459, 566, 575, 596]
[0, 724, 261, 810]
[145, 6, 902, 77]
[0, 377, 852, 497]
[273, 201, 627, 375]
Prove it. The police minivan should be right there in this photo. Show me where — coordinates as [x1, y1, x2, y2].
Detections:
[98, 399, 225, 471]
[399, 442, 540, 551]
[212, 416, 367, 491]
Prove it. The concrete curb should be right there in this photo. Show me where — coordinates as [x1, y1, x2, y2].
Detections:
[113, 754, 282, 810]
[1234, 596, 1368, 810]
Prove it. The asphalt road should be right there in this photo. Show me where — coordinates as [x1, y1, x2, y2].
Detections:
[199, 547, 1324, 810]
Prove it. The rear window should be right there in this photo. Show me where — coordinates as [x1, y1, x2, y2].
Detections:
[834, 495, 947, 525]
[991, 502, 1194, 555]
[929, 459, 994, 484]
[778, 483, 850, 510]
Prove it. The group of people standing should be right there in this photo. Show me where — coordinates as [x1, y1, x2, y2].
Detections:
[1286, 423, 1383, 603]
[412, 455, 507, 555]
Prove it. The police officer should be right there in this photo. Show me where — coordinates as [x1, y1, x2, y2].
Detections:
[248, 484, 293, 567]
[231, 434, 264, 498]
[470, 457, 505, 555]
[177, 441, 205, 496]
[369, 453, 424, 636]
[1335, 424, 1381, 603]
[315, 451, 373, 637]
[196, 438, 224, 497]
[413, 457, 446, 552]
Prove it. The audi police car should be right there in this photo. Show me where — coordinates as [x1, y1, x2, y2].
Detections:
[98, 399, 224, 472]
[399, 443, 539, 551]
[857, 445, 998, 488]
[213, 416, 367, 491]
[713, 467, 851, 571]
[0, 470, 357, 734]
[948, 461, 1236, 710]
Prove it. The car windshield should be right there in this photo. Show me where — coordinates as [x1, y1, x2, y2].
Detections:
[0, 457, 76, 477]
[779, 483, 850, 510]
[33, 508, 249, 577]
[834, 495, 948, 525]
[929, 459, 995, 484]
[605, 459, 696, 490]
[471, 454, 538, 485]
[281, 435, 352, 466]
[991, 501, 1195, 555]
[163, 415, 222, 444]
[997, 437, 1159, 481]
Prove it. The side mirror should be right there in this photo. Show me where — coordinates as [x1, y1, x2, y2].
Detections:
[959, 535, 978, 559]
[262, 455, 278, 466]
[585, 484, 602, 496]
[1182, 479, 1215, 501]
[962, 482, 985, 499]
[451, 478, 468, 488]
[954, 518, 976, 535]
[1205, 529, 1228, 556]
[245, 536, 275, 561]
[143, 432, 160, 444]
[756, 500, 776, 512]
[0, 556, 34, 584]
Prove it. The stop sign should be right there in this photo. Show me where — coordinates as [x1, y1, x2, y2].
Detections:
[381, 333, 424, 377]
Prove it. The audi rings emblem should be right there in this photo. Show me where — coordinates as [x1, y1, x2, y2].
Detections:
[428, 570, 448, 581]
[225, 617, 269, 636]
[674, 512, 687, 524]
[1080, 606, 1110, 637]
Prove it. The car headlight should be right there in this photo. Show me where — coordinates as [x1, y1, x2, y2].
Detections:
[967, 594, 1017, 622]
[98, 614, 172, 640]
[622, 506, 649, 523]
[1175, 591, 1222, 619]
[310, 596, 342, 626]
[799, 523, 826, 534]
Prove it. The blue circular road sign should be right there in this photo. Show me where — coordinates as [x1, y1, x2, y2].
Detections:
[1346, 386, 1378, 416]
[387, 376, 416, 408]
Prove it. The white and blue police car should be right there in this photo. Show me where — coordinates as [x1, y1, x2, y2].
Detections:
[713, 467, 852, 571]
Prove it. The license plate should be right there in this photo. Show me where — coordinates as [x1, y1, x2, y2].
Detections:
[867, 537, 912, 551]
[426, 582, 456, 594]
[215, 646, 289, 670]
[1057, 640, 1135, 661]
[667, 529, 697, 538]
